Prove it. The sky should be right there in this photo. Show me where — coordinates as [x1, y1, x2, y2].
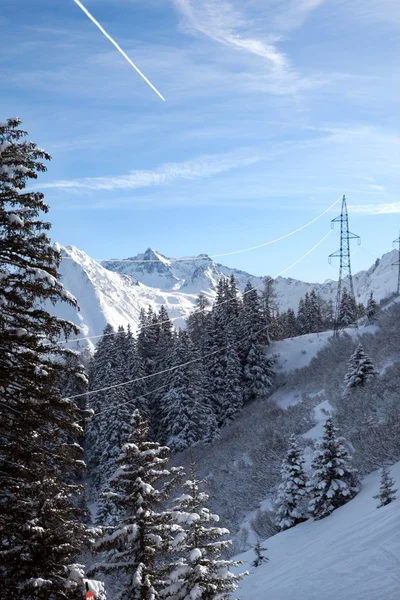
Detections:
[1, 0, 399, 282]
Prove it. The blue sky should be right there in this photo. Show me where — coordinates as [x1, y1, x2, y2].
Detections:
[1, 0, 399, 281]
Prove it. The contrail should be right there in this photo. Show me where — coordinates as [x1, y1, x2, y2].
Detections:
[73, 0, 166, 101]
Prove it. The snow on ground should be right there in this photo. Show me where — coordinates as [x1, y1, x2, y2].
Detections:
[273, 324, 379, 374]
[302, 398, 332, 441]
[236, 462, 400, 600]
[273, 331, 334, 373]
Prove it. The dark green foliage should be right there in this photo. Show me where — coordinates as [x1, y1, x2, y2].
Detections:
[0, 118, 92, 598]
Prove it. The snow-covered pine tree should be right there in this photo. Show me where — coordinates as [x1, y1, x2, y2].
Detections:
[160, 331, 217, 452]
[366, 292, 379, 324]
[343, 343, 378, 393]
[338, 289, 357, 327]
[219, 328, 243, 425]
[283, 308, 298, 339]
[58, 349, 89, 410]
[243, 342, 274, 403]
[308, 417, 359, 520]
[0, 118, 92, 598]
[296, 297, 308, 335]
[187, 293, 211, 355]
[164, 460, 247, 600]
[275, 434, 309, 531]
[92, 410, 183, 600]
[261, 277, 277, 343]
[374, 465, 397, 508]
[252, 541, 268, 568]
[309, 289, 323, 334]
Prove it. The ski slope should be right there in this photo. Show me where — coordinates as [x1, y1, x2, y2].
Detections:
[236, 462, 400, 600]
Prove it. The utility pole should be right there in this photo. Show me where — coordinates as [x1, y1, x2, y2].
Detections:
[328, 195, 360, 335]
[393, 232, 400, 296]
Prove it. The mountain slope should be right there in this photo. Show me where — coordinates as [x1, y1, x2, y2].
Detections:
[236, 462, 400, 600]
[105, 247, 398, 308]
[53, 245, 398, 346]
[54, 246, 196, 347]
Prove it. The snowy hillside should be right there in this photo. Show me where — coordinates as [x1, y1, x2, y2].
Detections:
[53, 244, 398, 346]
[54, 246, 196, 347]
[236, 462, 400, 600]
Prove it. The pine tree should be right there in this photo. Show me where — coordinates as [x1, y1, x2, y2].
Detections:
[343, 343, 378, 392]
[252, 541, 268, 568]
[338, 289, 357, 327]
[275, 434, 309, 531]
[308, 417, 359, 520]
[92, 411, 183, 600]
[160, 332, 217, 452]
[309, 290, 323, 333]
[366, 292, 379, 323]
[0, 118, 92, 598]
[220, 329, 243, 425]
[243, 342, 274, 403]
[187, 293, 211, 354]
[284, 308, 298, 338]
[296, 297, 308, 335]
[261, 277, 277, 343]
[164, 460, 247, 600]
[374, 465, 397, 508]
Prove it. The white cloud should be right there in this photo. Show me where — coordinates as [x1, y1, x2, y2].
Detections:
[39, 149, 267, 191]
[350, 202, 400, 215]
[173, 0, 289, 72]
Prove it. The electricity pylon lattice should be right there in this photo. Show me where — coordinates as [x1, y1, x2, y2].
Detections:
[328, 195, 360, 335]
[393, 232, 400, 296]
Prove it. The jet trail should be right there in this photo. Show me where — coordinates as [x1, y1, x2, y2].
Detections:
[73, 0, 166, 101]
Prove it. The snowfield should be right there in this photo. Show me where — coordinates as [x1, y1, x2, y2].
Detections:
[236, 462, 400, 600]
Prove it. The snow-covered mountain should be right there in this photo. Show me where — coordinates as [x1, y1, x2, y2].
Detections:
[104, 247, 397, 308]
[53, 245, 398, 347]
[103, 248, 262, 295]
[54, 246, 197, 348]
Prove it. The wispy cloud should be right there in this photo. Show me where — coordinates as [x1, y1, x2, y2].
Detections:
[173, 0, 289, 72]
[350, 202, 400, 215]
[38, 149, 267, 191]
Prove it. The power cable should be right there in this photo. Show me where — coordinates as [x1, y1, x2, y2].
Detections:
[66, 229, 333, 403]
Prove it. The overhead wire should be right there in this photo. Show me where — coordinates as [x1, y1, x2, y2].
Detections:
[60, 195, 342, 264]
[58, 197, 343, 347]
[65, 228, 333, 404]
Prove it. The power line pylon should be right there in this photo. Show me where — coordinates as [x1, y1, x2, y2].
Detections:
[328, 195, 360, 335]
[392, 232, 400, 296]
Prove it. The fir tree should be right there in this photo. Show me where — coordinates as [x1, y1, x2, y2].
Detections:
[187, 293, 211, 354]
[366, 292, 379, 324]
[338, 289, 357, 328]
[160, 332, 217, 452]
[275, 434, 309, 531]
[296, 297, 308, 335]
[92, 411, 183, 600]
[252, 541, 268, 568]
[343, 343, 378, 392]
[309, 289, 323, 334]
[164, 460, 247, 600]
[284, 308, 298, 339]
[0, 118, 92, 598]
[220, 329, 243, 425]
[243, 342, 274, 403]
[374, 465, 397, 508]
[308, 417, 359, 520]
